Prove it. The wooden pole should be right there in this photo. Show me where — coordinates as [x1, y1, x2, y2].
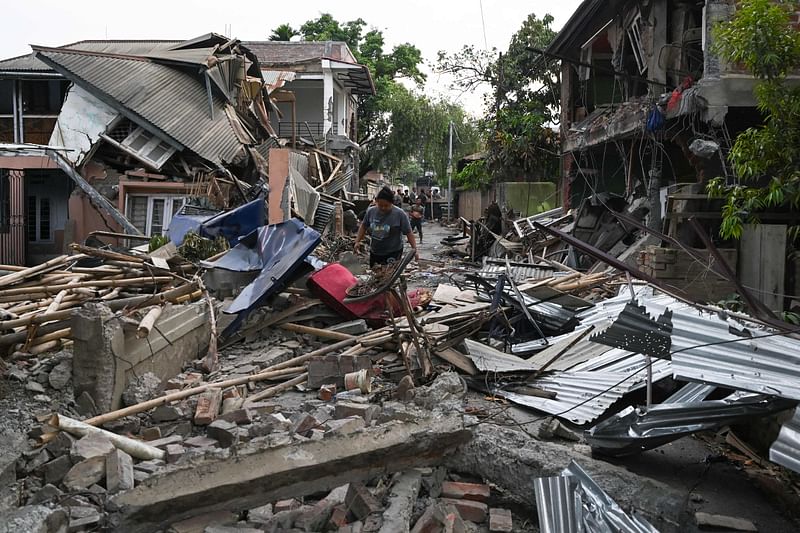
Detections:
[136, 307, 163, 338]
[245, 373, 308, 404]
[278, 322, 355, 341]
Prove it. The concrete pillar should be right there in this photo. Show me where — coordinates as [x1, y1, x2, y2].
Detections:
[322, 64, 334, 138]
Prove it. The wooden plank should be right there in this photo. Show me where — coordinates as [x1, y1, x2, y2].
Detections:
[741, 224, 786, 312]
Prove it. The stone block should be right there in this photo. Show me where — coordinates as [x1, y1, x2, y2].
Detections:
[152, 405, 184, 423]
[0, 505, 68, 533]
[43, 455, 72, 485]
[106, 449, 134, 493]
[63, 456, 106, 491]
[335, 402, 380, 424]
[184, 436, 218, 448]
[325, 416, 366, 436]
[70, 434, 115, 462]
[207, 419, 239, 448]
[165, 444, 186, 464]
[273, 499, 301, 513]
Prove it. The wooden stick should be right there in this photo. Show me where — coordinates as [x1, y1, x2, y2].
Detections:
[245, 373, 308, 404]
[278, 322, 355, 341]
[76, 366, 306, 428]
[70, 244, 145, 264]
[136, 307, 163, 338]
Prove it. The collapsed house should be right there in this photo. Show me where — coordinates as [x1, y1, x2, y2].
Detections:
[0, 35, 374, 267]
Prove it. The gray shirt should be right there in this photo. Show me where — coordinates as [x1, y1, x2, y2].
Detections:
[361, 205, 411, 255]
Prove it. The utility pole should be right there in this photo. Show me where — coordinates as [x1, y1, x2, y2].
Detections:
[447, 121, 454, 222]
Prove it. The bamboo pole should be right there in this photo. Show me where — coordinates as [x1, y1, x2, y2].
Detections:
[0, 276, 172, 298]
[0, 321, 69, 347]
[49, 415, 164, 460]
[70, 244, 145, 264]
[0, 254, 81, 288]
[136, 307, 163, 338]
[74, 366, 306, 428]
[245, 373, 308, 404]
[278, 322, 355, 341]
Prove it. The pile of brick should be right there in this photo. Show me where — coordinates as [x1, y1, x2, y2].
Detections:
[637, 245, 738, 301]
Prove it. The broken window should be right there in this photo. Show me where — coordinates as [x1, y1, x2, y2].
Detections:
[627, 12, 648, 74]
[125, 194, 186, 236]
[101, 119, 177, 169]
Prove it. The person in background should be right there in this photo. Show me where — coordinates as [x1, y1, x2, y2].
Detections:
[355, 186, 419, 266]
[409, 187, 418, 203]
[402, 189, 411, 204]
[393, 188, 403, 207]
[418, 188, 429, 204]
[410, 197, 425, 243]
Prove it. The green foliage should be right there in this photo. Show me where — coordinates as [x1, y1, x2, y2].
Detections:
[148, 234, 169, 252]
[178, 232, 229, 263]
[713, 0, 800, 80]
[706, 0, 800, 240]
[455, 160, 491, 190]
[269, 23, 299, 41]
[435, 13, 560, 182]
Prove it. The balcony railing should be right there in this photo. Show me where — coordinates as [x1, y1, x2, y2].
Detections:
[277, 121, 339, 140]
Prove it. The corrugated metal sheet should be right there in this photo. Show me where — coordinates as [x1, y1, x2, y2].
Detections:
[498, 370, 650, 426]
[262, 70, 296, 93]
[534, 461, 659, 533]
[663, 382, 716, 404]
[770, 406, 800, 474]
[477, 261, 559, 283]
[589, 301, 672, 358]
[669, 309, 800, 400]
[312, 201, 335, 233]
[534, 475, 578, 533]
[322, 169, 354, 195]
[34, 47, 246, 165]
[464, 339, 540, 373]
[513, 207, 566, 238]
[586, 394, 794, 456]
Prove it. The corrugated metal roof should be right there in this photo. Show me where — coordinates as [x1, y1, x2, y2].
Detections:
[243, 41, 356, 67]
[669, 310, 800, 400]
[0, 41, 182, 73]
[770, 406, 800, 474]
[34, 47, 246, 165]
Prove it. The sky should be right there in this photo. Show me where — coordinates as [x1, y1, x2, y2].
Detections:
[0, 0, 583, 114]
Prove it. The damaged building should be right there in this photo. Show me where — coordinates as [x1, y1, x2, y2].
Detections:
[0, 35, 373, 266]
[541, 0, 800, 310]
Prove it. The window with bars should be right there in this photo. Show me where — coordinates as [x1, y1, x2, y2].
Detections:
[27, 195, 52, 242]
[125, 195, 186, 236]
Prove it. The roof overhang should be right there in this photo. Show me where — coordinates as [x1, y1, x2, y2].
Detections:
[323, 58, 376, 96]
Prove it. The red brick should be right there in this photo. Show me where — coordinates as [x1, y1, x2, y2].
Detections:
[440, 498, 487, 523]
[345, 483, 381, 521]
[441, 481, 490, 502]
[193, 388, 222, 425]
[319, 384, 336, 401]
[489, 508, 513, 532]
[410, 505, 439, 533]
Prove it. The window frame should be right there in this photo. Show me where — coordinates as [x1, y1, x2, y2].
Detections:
[125, 194, 186, 237]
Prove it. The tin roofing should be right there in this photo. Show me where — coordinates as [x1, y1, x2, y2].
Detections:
[33, 46, 246, 164]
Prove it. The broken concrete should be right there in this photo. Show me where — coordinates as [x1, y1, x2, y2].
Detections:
[0, 505, 68, 533]
[108, 414, 470, 532]
[378, 471, 422, 533]
[446, 424, 687, 532]
[72, 301, 211, 412]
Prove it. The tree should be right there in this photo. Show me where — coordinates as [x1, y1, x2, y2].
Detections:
[269, 24, 299, 42]
[271, 14, 433, 176]
[436, 13, 560, 186]
[707, 0, 800, 240]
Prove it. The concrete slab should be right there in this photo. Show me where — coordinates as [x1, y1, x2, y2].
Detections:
[109, 414, 470, 532]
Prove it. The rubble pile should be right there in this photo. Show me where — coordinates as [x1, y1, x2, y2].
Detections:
[1, 190, 800, 532]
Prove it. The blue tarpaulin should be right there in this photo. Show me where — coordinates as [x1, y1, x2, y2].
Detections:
[203, 218, 321, 337]
[167, 198, 267, 247]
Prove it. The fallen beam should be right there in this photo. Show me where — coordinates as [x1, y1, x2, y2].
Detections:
[109, 414, 471, 532]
